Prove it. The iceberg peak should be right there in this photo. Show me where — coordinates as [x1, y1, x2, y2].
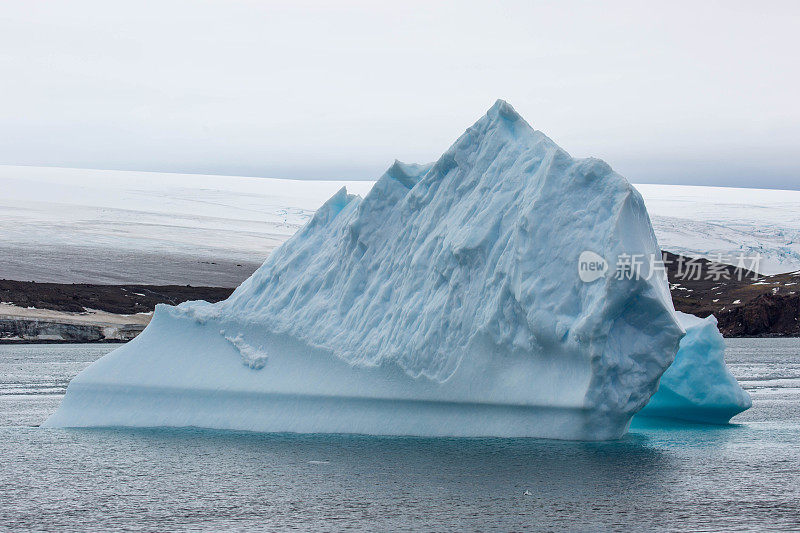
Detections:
[486, 99, 522, 124]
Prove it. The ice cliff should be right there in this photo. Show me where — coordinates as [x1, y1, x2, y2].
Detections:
[45, 100, 684, 440]
[638, 311, 751, 424]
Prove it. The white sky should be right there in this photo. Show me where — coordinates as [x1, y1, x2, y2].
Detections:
[1, 0, 798, 188]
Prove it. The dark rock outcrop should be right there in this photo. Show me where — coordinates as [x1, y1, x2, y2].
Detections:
[715, 292, 800, 336]
[0, 280, 234, 314]
[664, 252, 800, 337]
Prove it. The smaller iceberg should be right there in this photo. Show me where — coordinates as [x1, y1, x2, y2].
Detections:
[638, 311, 751, 424]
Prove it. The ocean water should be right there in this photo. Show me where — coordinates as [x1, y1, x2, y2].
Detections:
[0, 341, 798, 532]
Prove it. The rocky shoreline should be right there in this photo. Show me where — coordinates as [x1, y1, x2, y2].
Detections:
[0, 282, 233, 343]
[0, 318, 144, 343]
[2, 249, 799, 343]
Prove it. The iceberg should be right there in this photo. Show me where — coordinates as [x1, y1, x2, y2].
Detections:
[638, 311, 751, 424]
[45, 100, 684, 440]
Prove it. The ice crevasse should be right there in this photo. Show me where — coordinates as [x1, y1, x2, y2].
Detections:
[46, 100, 688, 440]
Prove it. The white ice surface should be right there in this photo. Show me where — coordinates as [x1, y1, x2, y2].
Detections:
[0, 165, 373, 284]
[45, 101, 683, 440]
[636, 184, 800, 275]
[637, 311, 751, 424]
[2, 167, 800, 282]
[0, 166, 372, 254]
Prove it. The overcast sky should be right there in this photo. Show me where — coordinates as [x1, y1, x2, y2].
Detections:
[1, 1, 798, 188]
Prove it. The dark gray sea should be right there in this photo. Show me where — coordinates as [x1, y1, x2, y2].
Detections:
[1, 340, 798, 532]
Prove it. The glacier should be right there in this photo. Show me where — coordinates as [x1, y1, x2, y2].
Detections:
[638, 311, 751, 424]
[45, 100, 685, 440]
[4, 166, 800, 286]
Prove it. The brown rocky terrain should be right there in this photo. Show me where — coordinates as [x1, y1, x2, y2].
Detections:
[2, 250, 799, 342]
[0, 280, 233, 315]
[663, 252, 800, 336]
